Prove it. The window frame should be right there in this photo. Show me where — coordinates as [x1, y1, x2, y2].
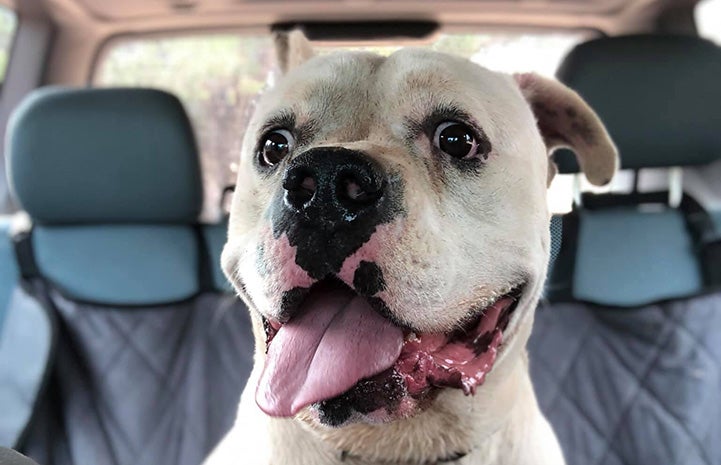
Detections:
[87, 26, 271, 85]
[87, 23, 602, 85]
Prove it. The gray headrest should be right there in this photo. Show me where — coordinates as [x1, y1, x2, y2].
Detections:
[6, 87, 202, 224]
[554, 35, 721, 173]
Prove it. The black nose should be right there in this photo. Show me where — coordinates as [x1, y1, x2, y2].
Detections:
[282, 147, 386, 227]
[271, 147, 402, 279]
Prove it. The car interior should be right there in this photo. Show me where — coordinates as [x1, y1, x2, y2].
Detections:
[0, 0, 719, 464]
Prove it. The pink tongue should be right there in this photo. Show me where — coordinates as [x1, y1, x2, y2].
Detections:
[256, 285, 403, 417]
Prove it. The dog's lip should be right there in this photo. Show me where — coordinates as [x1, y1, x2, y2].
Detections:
[395, 283, 524, 397]
[446, 283, 524, 339]
[306, 283, 525, 426]
[258, 280, 526, 423]
[260, 279, 526, 384]
[261, 279, 525, 356]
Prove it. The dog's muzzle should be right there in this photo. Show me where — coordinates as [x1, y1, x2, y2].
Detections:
[270, 147, 402, 280]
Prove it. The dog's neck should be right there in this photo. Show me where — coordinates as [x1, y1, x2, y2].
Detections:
[205, 355, 563, 465]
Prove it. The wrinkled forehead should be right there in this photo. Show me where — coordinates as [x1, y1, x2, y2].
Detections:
[256, 51, 383, 138]
[377, 48, 523, 117]
[256, 48, 528, 140]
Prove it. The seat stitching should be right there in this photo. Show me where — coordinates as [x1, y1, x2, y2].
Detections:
[92, 312, 159, 458]
[530, 352, 564, 411]
[558, 389, 627, 465]
[103, 312, 167, 382]
[665, 307, 721, 374]
[545, 309, 599, 411]
[595, 306, 678, 465]
[129, 310, 201, 463]
[635, 308, 717, 465]
[637, 376, 714, 465]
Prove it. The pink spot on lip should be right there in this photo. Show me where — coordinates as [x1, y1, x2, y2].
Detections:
[264, 230, 315, 292]
[338, 221, 403, 288]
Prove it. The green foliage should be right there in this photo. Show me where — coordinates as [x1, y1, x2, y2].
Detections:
[431, 34, 487, 57]
[0, 6, 17, 82]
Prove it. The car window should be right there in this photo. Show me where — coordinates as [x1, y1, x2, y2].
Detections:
[94, 35, 273, 221]
[697, 0, 721, 44]
[0, 5, 17, 84]
[94, 31, 589, 219]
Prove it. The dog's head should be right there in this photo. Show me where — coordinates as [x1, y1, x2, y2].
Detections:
[223, 30, 616, 435]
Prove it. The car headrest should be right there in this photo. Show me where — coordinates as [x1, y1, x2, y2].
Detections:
[6, 87, 202, 224]
[553, 35, 721, 173]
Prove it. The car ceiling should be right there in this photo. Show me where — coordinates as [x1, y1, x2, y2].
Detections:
[9, 0, 703, 36]
[0, 0, 702, 86]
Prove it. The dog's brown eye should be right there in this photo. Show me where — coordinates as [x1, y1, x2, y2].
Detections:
[261, 129, 294, 166]
[434, 122, 479, 160]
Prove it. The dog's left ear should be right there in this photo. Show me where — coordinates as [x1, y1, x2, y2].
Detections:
[514, 72, 619, 186]
[273, 29, 315, 74]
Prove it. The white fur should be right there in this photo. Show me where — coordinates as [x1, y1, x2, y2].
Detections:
[210, 32, 616, 465]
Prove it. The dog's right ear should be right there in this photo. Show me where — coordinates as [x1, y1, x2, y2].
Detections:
[273, 29, 315, 74]
[514, 73, 619, 187]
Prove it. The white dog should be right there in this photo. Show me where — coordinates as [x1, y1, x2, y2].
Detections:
[208, 30, 617, 465]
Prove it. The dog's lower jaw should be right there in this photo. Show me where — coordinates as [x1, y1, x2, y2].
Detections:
[300, 352, 553, 465]
[204, 354, 565, 465]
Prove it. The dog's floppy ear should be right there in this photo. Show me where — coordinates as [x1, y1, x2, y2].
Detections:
[273, 29, 315, 74]
[514, 72, 619, 186]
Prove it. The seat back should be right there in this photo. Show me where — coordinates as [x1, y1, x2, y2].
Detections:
[3, 87, 253, 465]
[531, 35, 721, 465]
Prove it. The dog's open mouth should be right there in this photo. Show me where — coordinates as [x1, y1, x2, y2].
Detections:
[256, 279, 523, 423]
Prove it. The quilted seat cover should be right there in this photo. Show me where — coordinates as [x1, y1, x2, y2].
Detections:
[22, 290, 254, 465]
[529, 292, 721, 465]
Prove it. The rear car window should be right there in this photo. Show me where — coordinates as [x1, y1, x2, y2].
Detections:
[94, 35, 273, 220]
[0, 5, 17, 83]
[94, 31, 589, 219]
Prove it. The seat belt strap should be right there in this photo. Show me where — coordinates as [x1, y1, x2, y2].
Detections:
[193, 225, 216, 293]
[679, 195, 721, 287]
[11, 230, 39, 281]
